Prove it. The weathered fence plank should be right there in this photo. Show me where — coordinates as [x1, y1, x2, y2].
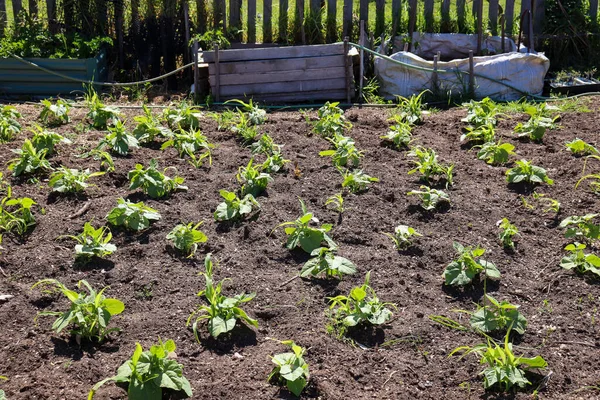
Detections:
[392, 0, 401, 35]
[28, 0, 36, 16]
[248, 0, 257, 43]
[591, 0, 599, 21]
[294, 0, 305, 43]
[229, 0, 241, 41]
[326, 0, 337, 42]
[375, 0, 385, 37]
[12, 0, 22, 19]
[218, 77, 347, 96]
[209, 66, 346, 85]
[359, 0, 368, 30]
[196, 0, 207, 34]
[441, 0, 451, 32]
[343, 0, 353, 39]
[533, 0, 544, 35]
[263, 0, 273, 43]
[279, 0, 288, 42]
[203, 43, 345, 62]
[489, 0, 498, 35]
[424, 0, 434, 32]
[208, 55, 347, 74]
[505, 0, 515, 35]
[457, 0, 466, 32]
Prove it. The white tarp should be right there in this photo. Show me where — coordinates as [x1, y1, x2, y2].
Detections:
[375, 50, 550, 101]
[392, 33, 518, 59]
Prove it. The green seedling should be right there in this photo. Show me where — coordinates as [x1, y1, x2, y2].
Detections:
[100, 120, 139, 156]
[461, 123, 496, 144]
[340, 169, 379, 193]
[407, 186, 450, 210]
[213, 189, 260, 222]
[576, 155, 600, 194]
[506, 159, 554, 185]
[30, 125, 71, 155]
[49, 167, 104, 193]
[394, 91, 429, 125]
[497, 218, 518, 249]
[237, 159, 273, 197]
[0, 188, 36, 235]
[443, 242, 500, 286]
[62, 222, 117, 261]
[132, 105, 173, 143]
[163, 102, 202, 130]
[514, 114, 558, 142]
[474, 140, 515, 165]
[225, 99, 267, 125]
[462, 294, 527, 335]
[268, 340, 310, 397]
[8, 139, 51, 177]
[39, 99, 71, 126]
[230, 111, 259, 144]
[407, 146, 454, 187]
[260, 153, 290, 173]
[0, 105, 21, 142]
[250, 133, 282, 155]
[300, 246, 356, 279]
[128, 159, 188, 199]
[78, 148, 115, 172]
[380, 120, 413, 149]
[462, 97, 500, 127]
[565, 138, 598, 156]
[84, 87, 121, 129]
[319, 134, 363, 168]
[559, 214, 599, 241]
[560, 243, 600, 277]
[384, 224, 422, 250]
[311, 102, 352, 138]
[106, 198, 161, 231]
[325, 192, 344, 213]
[161, 128, 214, 168]
[166, 222, 207, 257]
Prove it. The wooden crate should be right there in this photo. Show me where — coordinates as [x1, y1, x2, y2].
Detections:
[201, 43, 356, 103]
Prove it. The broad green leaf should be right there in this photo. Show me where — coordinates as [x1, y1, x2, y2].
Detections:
[286, 377, 307, 397]
[102, 298, 125, 315]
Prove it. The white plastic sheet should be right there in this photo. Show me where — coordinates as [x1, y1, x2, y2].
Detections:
[392, 33, 518, 59]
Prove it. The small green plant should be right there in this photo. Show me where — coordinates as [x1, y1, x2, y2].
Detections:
[88, 339, 193, 400]
[39, 99, 71, 126]
[230, 112, 259, 144]
[311, 102, 352, 138]
[0, 105, 21, 142]
[237, 159, 273, 196]
[213, 190, 260, 222]
[565, 138, 599, 156]
[132, 105, 173, 143]
[250, 133, 282, 155]
[531, 192, 561, 214]
[78, 148, 115, 173]
[166, 222, 207, 257]
[8, 139, 52, 177]
[461, 123, 496, 144]
[560, 243, 600, 277]
[319, 134, 364, 168]
[0, 188, 36, 235]
[106, 198, 161, 231]
[407, 146, 454, 187]
[268, 340, 310, 397]
[407, 186, 450, 210]
[225, 99, 267, 125]
[462, 97, 499, 127]
[384, 225, 422, 250]
[100, 120, 139, 156]
[394, 91, 429, 125]
[340, 169, 379, 193]
[62, 222, 117, 261]
[559, 214, 599, 241]
[48, 167, 104, 193]
[161, 128, 214, 167]
[84, 86, 121, 129]
[187, 253, 258, 338]
[300, 246, 357, 279]
[474, 140, 515, 165]
[260, 153, 290, 173]
[325, 192, 344, 213]
[30, 125, 71, 155]
[32, 279, 124, 342]
[128, 159, 188, 199]
[443, 242, 500, 286]
[450, 331, 547, 391]
[380, 120, 413, 149]
[576, 155, 600, 194]
[274, 198, 335, 253]
[506, 159, 554, 185]
[163, 102, 202, 130]
[328, 271, 395, 335]
[498, 218, 518, 249]
[210, 109, 238, 131]
[465, 294, 527, 335]
[514, 113, 558, 142]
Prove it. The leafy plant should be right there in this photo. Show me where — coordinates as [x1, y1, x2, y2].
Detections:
[250, 133, 282, 155]
[230, 112, 259, 144]
[213, 190, 260, 222]
[106, 198, 161, 231]
[79, 148, 115, 172]
[300, 246, 356, 279]
[407, 186, 450, 210]
[62, 222, 117, 261]
[394, 91, 429, 125]
[31, 279, 124, 342]
[559, 214, 599, 241]
[268, 340, 310, 397]
[49, 167, 104, 193]
[237, 159, 273, 196]
[576, 155, 600, 194]
[514, 113, 558, 142]
[226, 99, 267, 125]
[565, 138, 599, 156]
[39, 99, 71, 126]
[99, 120, 139, 156]
[166, 222, 207, 257]
[311, 102, 352, 138]
[443, 242, 500, 286]
[8, 139, 52, 177]
[88, 339, 192, 400]
[462, 97, 500, 127]
[506, 159, 554, 185]
[132, 105, 173, 143]
[474, 140, 515, 165]
[466, 294, 527, 335]
[560, 243, 600, 277]
[274, 198, 335, 253]
[0, 105, 21, 143]
[325, 192, 344, 213]
[497, 218, 518, 249]
[163, 102, 202, 130]
[340, 169, 379, 193]
[161, 128, 214, 168]
[260, 153, 290, 173]
[328, 271, 395, 334]
[0, 188, 36, 235]
[187, 253, 258, 338]
[30, 125, 71, 155]
[384, 225, 422, 250]
[128, 159, 188, 199]
[407, 146, 454, 187]
[319, 134, 364, 168]
[450, 331, 547, 391]
[380, 120, 413, 149]
[461, 123, 496, 144]
[84, 86, 121, 129]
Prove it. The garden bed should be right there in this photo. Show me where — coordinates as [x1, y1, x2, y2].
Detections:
[0, 99, 599, 399]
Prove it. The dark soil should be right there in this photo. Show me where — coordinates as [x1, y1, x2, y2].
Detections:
[0, 99, 599, 400]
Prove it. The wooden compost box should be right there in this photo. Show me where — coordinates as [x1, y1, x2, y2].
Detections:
[0, 51, 107, 97]
[201, 43, 356, 103]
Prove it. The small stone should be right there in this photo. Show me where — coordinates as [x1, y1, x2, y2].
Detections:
[233, 352, 244, 360]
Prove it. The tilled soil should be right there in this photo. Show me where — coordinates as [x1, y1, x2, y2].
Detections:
[0, 99, 599, 400]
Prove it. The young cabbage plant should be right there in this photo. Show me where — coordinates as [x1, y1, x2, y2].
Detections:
[274, 198, 336, 253]
[328, 271, 395, 336]
[8, 139, 52, 177]
[407, 146, 454, 187]
[39, 98, 71, 126]
[560, 243, 600, 277]
[384, 224, 422, 250]
[300, 246, 357, 279]
[474, 140, 515, 165]
[443, 242, 500, 286]
[161, 128, 214, 168]
[32, 279, 124, 342]
[340, 168, 379, 193]
[506, 159, 554, 185]
[497, 218, 518, 249]
[88, 339, 193, 400]
[163, 102, 202, 130]
[394, 91, 429, 125]
[166, 222, 207, 257]
[319, 134, 364, 168]
[460, 123, 496, 144]
[49, 167, 104, 193]
[461, 97, 500, 127]
[407, 186, 450, 210]
[565, 138, 599, 156]
[106, 198, 161, 231]
[100, 120, 139, 156]
[450, 331, 547, 391]
[0, 188, 36, 235]
[559, 214, 599, 241]
[225, 99, 267, 125]
[187, 253, 258, 339]
[62, 222, 117, 262]
[30, 125, 71, 155]
[128, 159, 188, 199]
[465, 294, 527, 335]
[268, 340, 310, 397]
[213, 189, 260, 222]
[133, 105, 173, 143]
[380, 120, 413, 149]
[237, 159, 273, 197]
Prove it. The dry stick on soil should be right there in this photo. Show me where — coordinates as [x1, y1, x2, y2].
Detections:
[280, 274, 300, 287]
[0, 266, 7, 277]
[68, 202, 91, 219]
[383, 370, 398, 387]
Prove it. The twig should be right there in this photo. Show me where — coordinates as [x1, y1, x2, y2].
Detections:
[68, 202, 91, 219]
[279, 274, 300, 288]
[0, 265, 7, 277]
[383, 370, 398, 387]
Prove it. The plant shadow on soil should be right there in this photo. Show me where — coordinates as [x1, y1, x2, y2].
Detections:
[73, 257, 115, 272]
[441, 280, 501, 303]
[195, 323, 258, 355]
[51, 336, 120, 361]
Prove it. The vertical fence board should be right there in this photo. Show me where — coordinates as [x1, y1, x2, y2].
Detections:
[457, 0, 466, 32]
[521, 0, 531, 44]
[213, 0, 223, 29]
[12, 0, 22, 19]
[533, 0, 544, 34]
[27, 0, 36, 16]
[488, 0, 498, 35]
[472, 0, 479, 17]
[229, 0, 241, 41]
[424, 0, 434, 32]
[264, 0, 273, 42]
[248, 0, 257, 43]
[279, 0, 288, 42]
[294, 0, 305, 43]
[505, 0, 514, 35]
[375, 0, 385, 37]
[392, 0, 401, 35]
[342, 0, 352, 39]
[326, 0, 337, 42]
[407, 0, 417, 50]
[132, 0, 140, 35]
[441, 0, 450, 32]
[591, 0, 599, 22]
[196, 0, 207, 33]
[115, 0, 124, 68]
[0, 0, 6, 32]
[359, 0, 368, 30]
[308, 0, 323, 43]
